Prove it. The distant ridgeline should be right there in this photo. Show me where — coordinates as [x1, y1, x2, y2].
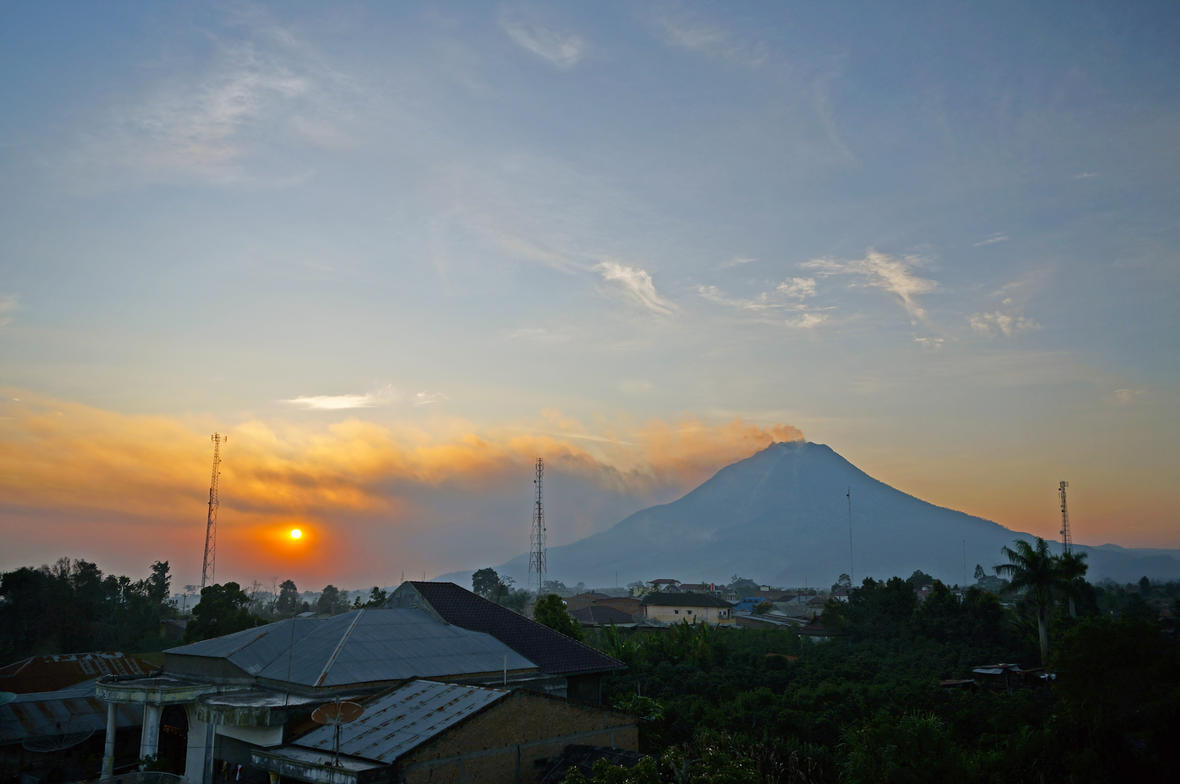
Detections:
[473, 442, 1180, 588]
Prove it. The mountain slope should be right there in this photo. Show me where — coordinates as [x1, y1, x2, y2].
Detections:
[488, 441, 1180, 587]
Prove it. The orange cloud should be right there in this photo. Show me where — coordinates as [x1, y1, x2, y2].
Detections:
[0, 388, 802, 587]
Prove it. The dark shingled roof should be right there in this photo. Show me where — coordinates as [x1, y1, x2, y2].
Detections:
[570, 605, 635, 626]
[641, 592, 733, 608]
[398, 582, 625, 676]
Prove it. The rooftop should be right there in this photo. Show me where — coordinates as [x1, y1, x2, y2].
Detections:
[641, 592, 733, 609]
[390, 582, 624, 676]
[0, 652, 156, 693]
[166, 607, 536, 688]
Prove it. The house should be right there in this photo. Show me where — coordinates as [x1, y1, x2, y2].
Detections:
[641, 592, 734, 625]
[252, 679, 636, 784]
[646, 578, 680, 592]
[94, 583, 630, 784]
[386, 581, 624, 703]
[570, 605, 636, 628]
[588, 596, 642, 619]
[0, 651, 156, 693]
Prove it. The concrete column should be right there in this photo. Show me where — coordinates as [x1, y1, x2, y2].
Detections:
[140, 703, 163, 766]
[102, 702, 117, 777]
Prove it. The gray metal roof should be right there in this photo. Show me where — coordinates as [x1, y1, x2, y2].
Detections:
[166, 608, 536, 687]
[293, 680, 509, 763]
[0, 679, 141, 746]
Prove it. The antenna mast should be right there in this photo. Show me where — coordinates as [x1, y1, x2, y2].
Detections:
[200, 433, 227, 591]
[1058, 480, 1071, 554]
[529, 458, 546, 596]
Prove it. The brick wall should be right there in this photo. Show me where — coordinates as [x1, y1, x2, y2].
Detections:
[399, 690, 637, 784]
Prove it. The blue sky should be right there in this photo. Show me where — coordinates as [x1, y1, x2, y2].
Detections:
[2, 2, 1178, 586]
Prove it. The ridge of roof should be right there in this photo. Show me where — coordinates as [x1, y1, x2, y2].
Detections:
[401, 581, 624, 675]
[314, 608, 366, 687]
[641, 591, 733, 608]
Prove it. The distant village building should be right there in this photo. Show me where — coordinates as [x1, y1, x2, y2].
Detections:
[641, 592, 734, 626]
[93, 582, 631, 784]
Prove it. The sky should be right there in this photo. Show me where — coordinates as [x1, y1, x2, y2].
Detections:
[2, 1, 1178, 591]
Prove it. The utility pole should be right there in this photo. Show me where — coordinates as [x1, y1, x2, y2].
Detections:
[1058, 481, 1072, 554]
[529, 458, 546, 596]
[200, 433, 226, 591]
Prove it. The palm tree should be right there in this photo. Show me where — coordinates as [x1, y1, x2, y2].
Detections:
[996, 538, 1058, 664]
[1056, 550, 1089, 618]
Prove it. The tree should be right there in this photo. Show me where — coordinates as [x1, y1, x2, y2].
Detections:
[533, 593, 583, 640]
[185, 582, 260, 642]
[973, 564, 986, 582]
[1057, 550, 1089, 617]
[364, 586, 388, 607]
[472, 568, 501, 598]
[275, 579, 301, 617]
[316, 585, 349, 615]
[996, 538, 1058, 664]
[146, 561, 172, 609]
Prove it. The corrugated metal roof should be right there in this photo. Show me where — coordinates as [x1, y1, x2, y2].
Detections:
[393, 582, 625, 676]
[166, 609, 536, 687]
[293, 680, 509, 764]
[0, 679, 141, 745]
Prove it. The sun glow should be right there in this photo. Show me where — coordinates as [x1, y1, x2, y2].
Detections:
[289, 528, 302, 539]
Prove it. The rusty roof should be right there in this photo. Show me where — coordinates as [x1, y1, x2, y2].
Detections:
[0, 652, 156, 694]
[0, 679, 141, 747]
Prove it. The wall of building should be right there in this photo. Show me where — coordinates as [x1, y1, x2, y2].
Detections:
[644, 604, 732, 625]
[398, 690, 637, 784]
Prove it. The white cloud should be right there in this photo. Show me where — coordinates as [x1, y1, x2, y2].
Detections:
[414, 391, 447, 407]
[0, 294, 18, 327]
[282, 385, 398, 410]
[1109, 388, 1144, 406]
[784, 312, 826, 329]
[777, 277, 816, 299]
[657, 16, 768, 67]
[595, 260, 677, 316]
[720, 256, 756, 269]
[968, 311, 1041, 337]
[913, 336, 945, 350]
[696, 284, 776, 311]
[500, 14, 586, 69]
[973, 233, 1009, 247]
[1074, 171, 1099, 180]
[803, 251, 936, 324]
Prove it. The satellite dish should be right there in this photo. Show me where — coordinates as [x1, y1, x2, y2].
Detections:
[311, 701, 363, 725]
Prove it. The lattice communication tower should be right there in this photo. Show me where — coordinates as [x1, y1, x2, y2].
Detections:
[200, 433, 227, 591]
[1058, 480, 1072, 554]
[528, 458, 546, 595]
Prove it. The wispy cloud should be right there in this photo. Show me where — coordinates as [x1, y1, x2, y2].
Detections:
[499, 13, 586, 69]
[785, 312, 827, 329]
[503, 326, 574, 344]
[973, 233, 1009, 247]
[777, 277, 816, 299]
[414, 391, 447, 407]
[595, 260, 677, 316]
[1109, 387, 1144, 406]
[696, 284, 777, 312]
[803, 251, 936, 325]
[968, 311, 1041, 337]
[913, 336, 945, 350]
[282, 385, 398, 410]
[720, 256, 756, 269]
[0, 294, 18, 327]
[656, 15, 768, 68]
[1074, 171, 1099, 180]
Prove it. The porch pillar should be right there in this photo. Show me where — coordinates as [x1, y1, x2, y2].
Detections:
[140, 703, 163, 766]
[102, 702, 117, 777]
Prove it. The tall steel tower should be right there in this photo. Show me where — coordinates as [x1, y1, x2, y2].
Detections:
[200, 433, 227, 591]
[528, 458, 546, 595]
[1058, 480, 1072, 554]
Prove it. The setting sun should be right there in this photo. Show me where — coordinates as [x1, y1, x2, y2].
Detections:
[289, 528, 302, 540]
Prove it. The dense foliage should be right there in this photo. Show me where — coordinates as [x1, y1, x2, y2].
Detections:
[534, 593, 584, 640]
[0, 558, 177, 660]
[574, 570, 1179, 783]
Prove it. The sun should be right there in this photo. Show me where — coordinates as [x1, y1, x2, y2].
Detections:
[289, 528, 302, 540]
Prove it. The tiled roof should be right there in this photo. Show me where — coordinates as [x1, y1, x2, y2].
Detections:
[641, 592, 733, 608]
[396, 582, 625, 676]
[570, 606, 635, 626]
